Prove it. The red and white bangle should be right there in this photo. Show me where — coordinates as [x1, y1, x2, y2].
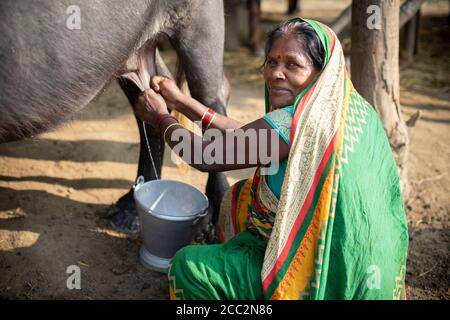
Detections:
[200, 108, 210, 124]
[201, 108, 216, 132]
[204, 112, 217, 131]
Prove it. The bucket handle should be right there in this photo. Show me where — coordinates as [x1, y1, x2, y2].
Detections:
[133, 176, 145, 191]
[192, 208, 209, 226]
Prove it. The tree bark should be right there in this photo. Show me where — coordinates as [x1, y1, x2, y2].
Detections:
[351, 0, 410, 198]
[330, 0, 425, 38]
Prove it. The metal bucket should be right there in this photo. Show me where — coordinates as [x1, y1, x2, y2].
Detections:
[133, 176, 208, 273]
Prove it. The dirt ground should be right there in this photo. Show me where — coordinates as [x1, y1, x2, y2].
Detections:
[0, 1, 448, 300]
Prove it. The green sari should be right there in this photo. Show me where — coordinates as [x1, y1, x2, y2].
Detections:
[168, 18, 409, 300]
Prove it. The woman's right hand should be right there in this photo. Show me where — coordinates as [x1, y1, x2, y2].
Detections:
[133, 88, 169, 126]
[150, 76, 183, 110]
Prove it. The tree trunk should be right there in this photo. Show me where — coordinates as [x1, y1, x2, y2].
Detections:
[351, 0, 410, 198]
[330, 0, 425, 40]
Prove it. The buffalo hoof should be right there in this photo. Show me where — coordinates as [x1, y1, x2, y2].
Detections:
[104, 190, 140, 234]
[110, 209, 140, 234]
[104, 200, 140, 234]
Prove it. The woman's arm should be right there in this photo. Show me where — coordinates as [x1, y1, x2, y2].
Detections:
[133, 87, 289, 173]
[151, 76, 243, 131]
[175, 95, 244, 130]
[159, 116, 290, 173]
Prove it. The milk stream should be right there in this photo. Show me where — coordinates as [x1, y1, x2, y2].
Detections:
[142, 120, 169, 214]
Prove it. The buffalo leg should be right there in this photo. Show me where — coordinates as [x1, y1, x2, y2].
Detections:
[167, 1, 230, 235]
[107, 76, 165, 234]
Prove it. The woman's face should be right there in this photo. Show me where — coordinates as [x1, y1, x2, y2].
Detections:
[263, 33, 319, 109]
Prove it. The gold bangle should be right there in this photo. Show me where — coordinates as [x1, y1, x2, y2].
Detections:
[163, 122, 180, 143]
[204, 112, 217, 131]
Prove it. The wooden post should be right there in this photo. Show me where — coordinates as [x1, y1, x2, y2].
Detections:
[224, 0, 244, 51]
[351, 0, 410, 198]
[287, 0, 301, 14]
[399, 0, 425, 28]
[401, 9, 420, 60]
[247, 0, 263, 55]
[329, 0, 425, 38]
[330, 5, 352, 36]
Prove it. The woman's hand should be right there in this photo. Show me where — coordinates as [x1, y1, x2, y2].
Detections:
[151, 76, 184, 110]
[133, 88, 169, 126]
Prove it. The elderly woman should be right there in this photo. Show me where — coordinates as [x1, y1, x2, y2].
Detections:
[133, 18, 409, 300]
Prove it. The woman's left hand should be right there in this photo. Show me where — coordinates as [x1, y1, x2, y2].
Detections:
[133, 88, 169, 126]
